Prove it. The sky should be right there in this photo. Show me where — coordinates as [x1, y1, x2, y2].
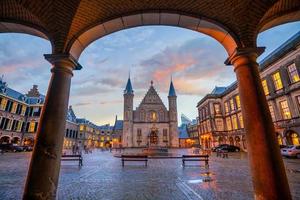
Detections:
[0, 22, 299, 125]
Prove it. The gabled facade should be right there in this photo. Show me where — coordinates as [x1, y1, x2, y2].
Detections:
[122, 79, 179, 147]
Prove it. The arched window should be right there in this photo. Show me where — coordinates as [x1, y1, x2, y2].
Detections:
[150, 111, 157, 122]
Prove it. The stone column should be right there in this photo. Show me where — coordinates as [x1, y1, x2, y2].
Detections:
[225, 47, 291, 200]
[23, 54, 82, 200]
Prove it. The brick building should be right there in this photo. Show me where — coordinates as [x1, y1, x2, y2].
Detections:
[197, 31, 300, 151]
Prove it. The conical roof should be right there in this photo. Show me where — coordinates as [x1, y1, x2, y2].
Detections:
[124, 78, 133, 94]
[168, 80, 176, 97]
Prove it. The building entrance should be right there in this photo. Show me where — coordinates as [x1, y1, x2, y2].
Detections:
[149, 130, 158, 146]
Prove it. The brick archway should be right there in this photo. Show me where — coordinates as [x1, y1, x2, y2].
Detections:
[67, 12, 240, 60]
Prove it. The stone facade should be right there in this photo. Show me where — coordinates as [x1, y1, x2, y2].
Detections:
[122, 79, 179, 148]
[197, 31, 300, 151]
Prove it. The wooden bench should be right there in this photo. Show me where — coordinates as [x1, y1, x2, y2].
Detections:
[61, 154, 83, 166]
[182, 155, 209, 167]
[121, 155, 148, 167]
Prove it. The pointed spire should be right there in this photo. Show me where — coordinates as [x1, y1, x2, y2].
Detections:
[124, 76, 133, 94]
[168, 77, 176, 97]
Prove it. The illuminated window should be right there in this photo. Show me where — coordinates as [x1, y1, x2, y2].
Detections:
[279, 100, 291, 119]
[150, 111, 157, 122]
[11, 102, 17, 113]
[268, 104, 276, 122]
[231, 115, 238, 130]
[0, 98, 7, 110]
[214, 104, 221, 114]
[225, 102, 229, 114]
[287, 63, 300, 83]
[230, 99, 235, 111]
[226, 117, 232, 131]
[235, 95, 241, 109]
[17, 121, 22, 132]
[28, 122, 36, 132]
[80, 125, 85, 131]
[238, 113, 244, 128]
[101, 136, 104, 141]
[106, 136, 110, 140]
[21, 105, 26, 116]
[291, 133, 299, 145]
[272, 72, 283, 90]
[261, 79, 269, 95]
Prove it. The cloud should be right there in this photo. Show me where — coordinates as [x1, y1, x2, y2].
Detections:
[135, 37, 233, 95]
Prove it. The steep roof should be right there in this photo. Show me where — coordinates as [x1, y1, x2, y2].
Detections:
[168, 80, 176, 97]
[137, 83, 168, 112]
[67, 106, 77, 123]
[124, 78, 133, 94]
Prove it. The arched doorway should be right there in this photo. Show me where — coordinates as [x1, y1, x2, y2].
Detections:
[286, 130, 300, 145]
[235, 136, 241, 147]
[149, 130, 158, 146]
[229, 137, 234, 145]
[0, 136, 11, 144]
[11, 137, 21, 145]
[23, 138, 34, 147]
[276, 132, 283, 145]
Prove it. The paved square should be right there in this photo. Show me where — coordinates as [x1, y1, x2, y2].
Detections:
[0, 149, 299, 200]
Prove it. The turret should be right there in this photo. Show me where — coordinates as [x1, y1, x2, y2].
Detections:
[123, 77, 134, 147]
[168, 78, 179, 147]
[168, 79, 177, 121]
[124, 77, 134, 121]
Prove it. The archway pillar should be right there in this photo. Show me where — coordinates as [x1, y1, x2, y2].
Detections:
[225, 47, 291, 200]
[23, 54, 82, 200]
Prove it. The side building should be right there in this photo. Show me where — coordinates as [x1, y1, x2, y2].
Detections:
[197, 31, 300, 151]
[0, 80, 113, 150]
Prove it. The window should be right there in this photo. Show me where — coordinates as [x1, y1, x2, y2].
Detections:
[287, 63, 299, 83]
[235, 95, 241, 109]
[214, 104, 221, 114]
[231, 115, 238, 130]
[279, 100, 291, 119]
[225, 102, 229, 114]
[268, 104, 276, 122]
[215, 118, 223, 131]
[80, 125, 85, 131]
[0, 98, 7, 110]
[238, 113, 244, 128]
[21, 105, 26, 116]
[230, 99, 235, 111]
[28, 122, 36, 132]
[137, 129, 142, 144]
[261, 79, 269, 95]
[163, 129, 168, 141]
[226, 117, 232, 131]
[11, 102, 17, 113]
[272, 72, 283, 90]
[150, 111, 157, 122]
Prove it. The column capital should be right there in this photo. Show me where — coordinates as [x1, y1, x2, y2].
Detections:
[44, 53, 82, 71]
[224, 47, 265, 66]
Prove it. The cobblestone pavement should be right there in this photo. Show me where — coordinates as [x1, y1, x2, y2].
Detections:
[0, 149, 299, 200]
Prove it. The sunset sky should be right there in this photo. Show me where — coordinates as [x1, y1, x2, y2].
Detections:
[0, 22, 299, 125]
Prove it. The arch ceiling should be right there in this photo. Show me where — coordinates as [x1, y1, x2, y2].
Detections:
[0, 0, 299, 59]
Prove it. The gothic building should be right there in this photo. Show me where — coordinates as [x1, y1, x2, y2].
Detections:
[122, 78, 179, 148]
